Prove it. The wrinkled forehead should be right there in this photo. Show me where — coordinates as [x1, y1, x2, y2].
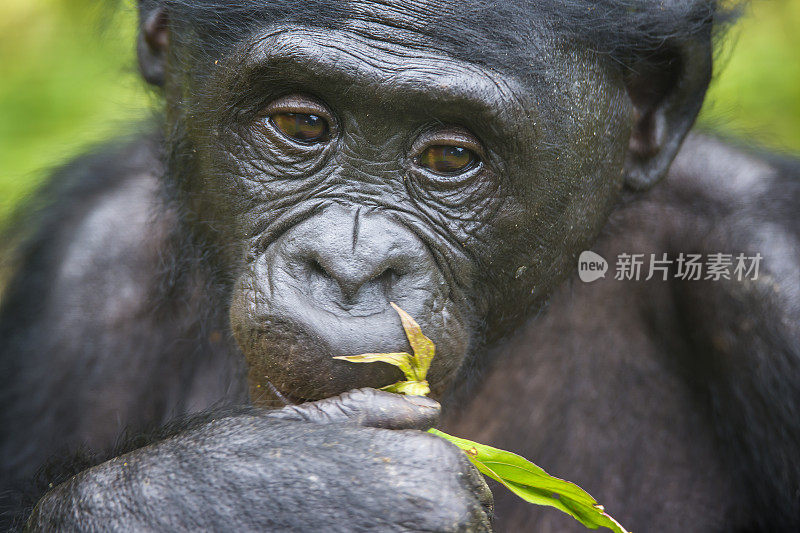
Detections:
[169, 0, 552, 75]
[230, 24, 531, 130]
[169, 0, 609, 129]
[333, 0, 543, 49]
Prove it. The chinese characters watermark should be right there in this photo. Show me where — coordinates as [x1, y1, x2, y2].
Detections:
[578, 251, 762, 283]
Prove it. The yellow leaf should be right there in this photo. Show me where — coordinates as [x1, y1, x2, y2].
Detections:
[390, 302, 435, 379]
[332, 352, 416, 380]
[380, 380, 431, 396]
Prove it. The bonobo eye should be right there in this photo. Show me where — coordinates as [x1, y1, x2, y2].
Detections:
[418, 145, 479, 174]
[257, 95, 335, 146]
[412, 127, 484, 178]
[270, 112, 329, 144]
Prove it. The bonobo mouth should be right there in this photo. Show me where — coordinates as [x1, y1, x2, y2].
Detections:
[229, 204, 472, 405]
[235, 307, 427, 403]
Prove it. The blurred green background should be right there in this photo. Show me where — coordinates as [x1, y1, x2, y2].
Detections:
[1, 0, 799, 223]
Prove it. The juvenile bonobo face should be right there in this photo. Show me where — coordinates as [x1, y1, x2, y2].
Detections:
[170, 13, 631, 403]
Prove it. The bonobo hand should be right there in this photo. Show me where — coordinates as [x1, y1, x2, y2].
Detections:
[27, 389, 493, 532]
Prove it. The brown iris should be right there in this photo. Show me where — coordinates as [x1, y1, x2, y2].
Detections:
[418, 145, 478, 174]
[270, 112, 329, 143]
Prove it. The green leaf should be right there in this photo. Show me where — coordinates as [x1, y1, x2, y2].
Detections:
[428, 429, 629, 533]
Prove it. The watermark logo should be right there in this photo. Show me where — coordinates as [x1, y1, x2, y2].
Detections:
[578, 250, 608, 283]
[578, 251, 762, 282]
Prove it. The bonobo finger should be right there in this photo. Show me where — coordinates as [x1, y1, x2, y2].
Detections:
[267, 387, 440, 430]
[464, 461, 494, 523]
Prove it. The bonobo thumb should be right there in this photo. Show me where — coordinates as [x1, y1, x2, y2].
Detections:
[268, 388, 440, 430]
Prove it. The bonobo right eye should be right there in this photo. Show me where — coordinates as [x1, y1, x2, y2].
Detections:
[417, 145, 479, 175]
[258, 95, 335, 145]
[269, 112, 329, 144]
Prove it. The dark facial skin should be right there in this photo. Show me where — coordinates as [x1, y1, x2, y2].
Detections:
[172, 23, 630, 402]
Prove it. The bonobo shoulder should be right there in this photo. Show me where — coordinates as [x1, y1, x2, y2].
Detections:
[611, 132, 800, 303]
[611, 133, 800, 250]
[666, 132, 800, 215]
[663, 134, 800, 283]
[51, 168, 163, 328]
[0, 133, 180, 504]
[2, 135, 165, 323]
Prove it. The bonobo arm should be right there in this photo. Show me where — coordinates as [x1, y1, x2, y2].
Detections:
[675, 234, 800, 530]
[26, 389, 493, 532]
[671, 147, 800, 531]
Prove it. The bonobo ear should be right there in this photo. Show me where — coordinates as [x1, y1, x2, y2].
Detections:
[137, 4, 169, 87]
[622, 34, 712, 190]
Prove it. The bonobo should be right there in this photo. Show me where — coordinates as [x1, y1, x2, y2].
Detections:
[1, 0, 799, 531]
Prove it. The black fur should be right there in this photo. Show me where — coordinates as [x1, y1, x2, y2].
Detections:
[144, 0, 740, 59]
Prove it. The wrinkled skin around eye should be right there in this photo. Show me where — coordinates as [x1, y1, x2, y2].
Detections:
[270, 112, 328, 143]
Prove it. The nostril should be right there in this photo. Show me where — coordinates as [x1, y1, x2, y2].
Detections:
[307, 258, 333, 281]
[300, 253, 406, 305]
[373, 267, 399, 294]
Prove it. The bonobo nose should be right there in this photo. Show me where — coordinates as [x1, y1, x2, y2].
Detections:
[280, 206, 429, 313]
[303, 251, 402, 303]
